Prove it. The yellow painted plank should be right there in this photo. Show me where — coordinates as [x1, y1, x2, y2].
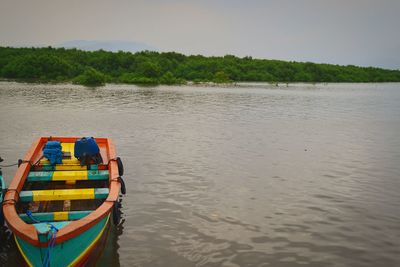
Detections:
[61, 142, 76, 159]
[52, 170, 88, 181]
[55, 165, 87, 171]
[40, 158, 80, 165]
[53, 211, 69, 221]
[32, 188, 95, 201]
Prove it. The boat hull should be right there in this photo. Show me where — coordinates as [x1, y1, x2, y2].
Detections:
[15, 214, 110, 267]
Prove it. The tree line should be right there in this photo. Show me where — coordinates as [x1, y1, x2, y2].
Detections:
[0, 46, 399, 86]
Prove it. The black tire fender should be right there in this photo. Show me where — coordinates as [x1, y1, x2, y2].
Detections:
[119, 176, 126, 195]
[116, 157, 124, 176]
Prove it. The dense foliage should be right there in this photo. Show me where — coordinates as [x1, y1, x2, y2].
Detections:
[0, 46, 399, 86]
[72, 67, 106, 86]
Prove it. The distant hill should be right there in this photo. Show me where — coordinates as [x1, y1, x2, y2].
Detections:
[58, 40, 156, 53]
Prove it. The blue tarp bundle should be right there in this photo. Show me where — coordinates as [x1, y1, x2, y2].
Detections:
[74, 137, 102, 165]
[74, 137, 100, 159]
[43, 141, 62, 165]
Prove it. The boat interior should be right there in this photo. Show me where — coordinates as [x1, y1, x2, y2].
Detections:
[15, 142, 110, 233]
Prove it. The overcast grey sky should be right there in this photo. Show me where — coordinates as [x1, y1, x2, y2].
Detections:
[1, 0, 399, 69]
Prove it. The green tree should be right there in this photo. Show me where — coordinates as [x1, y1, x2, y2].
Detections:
[213, 71, 231, 83]
[0, 46, 399, 85]
[73, 67, 106, 86]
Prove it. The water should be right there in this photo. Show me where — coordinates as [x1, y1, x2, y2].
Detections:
[0, 82, 400, 267]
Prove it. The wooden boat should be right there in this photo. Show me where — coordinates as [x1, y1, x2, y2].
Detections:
[2, 137, 124, 266]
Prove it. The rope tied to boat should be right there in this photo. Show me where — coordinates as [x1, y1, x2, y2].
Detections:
[26, 210, 59, 267]
[0, 158, 43, 168]
[1, 188, 19, 206]
[26, 210, 40, 223]
[42, 224, 58, 267]
[0, 162, 19, 167]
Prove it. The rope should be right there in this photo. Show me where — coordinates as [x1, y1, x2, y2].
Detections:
[2, 189, 19, 206]
[26, 210, 40, 223]
[110, 176, 121, 182]
[18, 159, 33, 167]
[107, 158, 117, 165]
[25, 210, 58, 267]
[42, 224, 58, 267]
[1, 199, 16, 206]
[0, 157, 44, 168]
[5, 188, 19, 197]
[0, 162, 19, 167]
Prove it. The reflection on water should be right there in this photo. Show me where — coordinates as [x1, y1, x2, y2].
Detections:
[1, 82, 400, 266]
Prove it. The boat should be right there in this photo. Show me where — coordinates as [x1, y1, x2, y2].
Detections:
[0, 162, 5, 227]
[2, 137, 125, 266]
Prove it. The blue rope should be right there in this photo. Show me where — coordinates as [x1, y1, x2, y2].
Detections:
[42, 224, 58, 267]
[26, 210, 40, 223]
[26, 210, 58, 267]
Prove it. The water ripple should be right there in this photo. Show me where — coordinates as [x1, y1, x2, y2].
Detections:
[1, 82, 400, 266]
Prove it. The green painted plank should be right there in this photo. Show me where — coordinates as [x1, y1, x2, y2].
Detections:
[19, 210, 93, 223]
[19, 212, 53, 222]
[19, 191, 33, 202]
[88, 170, 109, 180]
[27, 170, 108, 182]
[27, 171, 54, 182]
[94, 188, 109, 199]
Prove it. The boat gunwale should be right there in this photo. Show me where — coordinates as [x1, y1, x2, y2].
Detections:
[2, 136, 121, 246]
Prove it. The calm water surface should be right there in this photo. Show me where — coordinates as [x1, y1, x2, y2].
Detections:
[0, 82, 399, 267]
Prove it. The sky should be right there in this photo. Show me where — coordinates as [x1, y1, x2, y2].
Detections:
[0, 0, 399, 69]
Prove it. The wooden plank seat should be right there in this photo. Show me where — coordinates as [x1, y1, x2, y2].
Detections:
[27, 170, 109, 182]
[40, 158, 80, 165]
[31, 164, 108, 171]
[19, 188, 109, 202]
[19, 210, 93, 223]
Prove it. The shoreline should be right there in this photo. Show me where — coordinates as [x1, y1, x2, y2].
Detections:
[1, 79, 399, 90]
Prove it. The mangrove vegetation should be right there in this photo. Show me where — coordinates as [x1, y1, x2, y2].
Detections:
[0, 46, 399, 86]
